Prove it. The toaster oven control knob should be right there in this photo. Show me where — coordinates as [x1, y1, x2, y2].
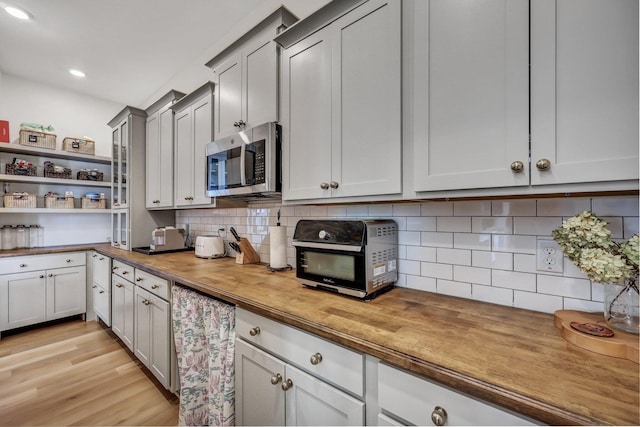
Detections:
[431, 406, 447, 426]
[249, 326, 261, 336]
[310, 352, 323, 365]
[318, 230, 330, 240]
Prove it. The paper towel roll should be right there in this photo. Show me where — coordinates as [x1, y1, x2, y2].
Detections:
[269, 226, 288, 269]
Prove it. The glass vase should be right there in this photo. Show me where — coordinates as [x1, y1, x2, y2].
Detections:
[604, 271, 639, 335]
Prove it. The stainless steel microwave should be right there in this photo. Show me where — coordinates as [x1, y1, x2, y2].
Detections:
[206, 122, 281, 200]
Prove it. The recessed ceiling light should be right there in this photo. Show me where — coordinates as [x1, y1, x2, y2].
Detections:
[4, 5, 31, 20]
[69, 69, 86, 78]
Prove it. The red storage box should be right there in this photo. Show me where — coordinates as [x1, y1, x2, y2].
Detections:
[0, 120, 9, 143]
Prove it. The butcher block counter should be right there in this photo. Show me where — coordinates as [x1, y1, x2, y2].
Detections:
[3, 244, 639, 425]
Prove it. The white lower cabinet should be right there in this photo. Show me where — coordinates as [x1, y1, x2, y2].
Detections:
[111, 273, 134, 351]
[92, 281, 110, 326]
[91, 251, 111, 326]
[0, 253, 87, 336]
[377, 363, 538, 426]
[235, 307, 365, 426]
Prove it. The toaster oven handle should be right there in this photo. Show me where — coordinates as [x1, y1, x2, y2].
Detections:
[291, 241, 363, 252]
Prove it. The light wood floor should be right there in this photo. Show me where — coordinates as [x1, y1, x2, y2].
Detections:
[0, 318, 179, 426]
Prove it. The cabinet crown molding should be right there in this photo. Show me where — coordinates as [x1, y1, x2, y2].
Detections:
[107, 105, 146, 127]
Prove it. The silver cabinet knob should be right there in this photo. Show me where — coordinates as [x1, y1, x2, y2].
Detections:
[510, 161, 524, 173]
[310, 352, 323, 365]
[112, 266, 119, 271]
[122, 271, 128, 275]
[19, 263, 26, 267]
[320, 182, 329, 190]
[136, 277, 143, 282]
[92, 254, 97, 258]
[66, 259, 71, 263]
[151, 284, 159, 289]
[115, 283, 123, 288]
[249, 326, 261, 336]
[143, 299, 151, 306]
[329, 181, 339, 189]
[48, 273, 53, 277]
[281, 379, 293, 391]
[271, 373, 282, 385]
[99, 257, 104, 261]
[536, 158, 551, 171]
[40, 275, 45, 279]
[99, 290, 105, 294]
[431, 406, 447, 426]
[92, 285, 97, 288]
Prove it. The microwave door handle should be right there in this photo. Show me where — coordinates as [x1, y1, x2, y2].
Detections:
[240, 145, 246, 186]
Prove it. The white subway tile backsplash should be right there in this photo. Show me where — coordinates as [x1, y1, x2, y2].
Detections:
[492, 235, 536, 254]
[421, 201, 453, 216]
[537, 275, 591, 299]
[437, 279, 472, 298]
[454, 233, 491, 250]
[492, 270, 536, 292]
[406, 246, 437, 262]
[472, 251, 513, 270]
[472, 284, 513, 306]
[437, 217, 471, 232]
[407, 216, 437, 232]
[454, 265, 491, 285]
[392, 203, 421, 216]
[454, 200, 492, 216]
[421, 262, 453, 280]
[472, 217, 513, 234]
[492, 199, 536, 216]
[513, 217, 562, 236]
[421, 232, 453, 248]
[591, 196, 639, 216]
[179, 195, 634, 318]
[514, 291, 562, 314]
[437, 248, 471, 265]
[536, 198, 591, 216]
[406, 275, 437, 292]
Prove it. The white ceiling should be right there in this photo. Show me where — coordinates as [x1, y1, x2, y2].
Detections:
[0, 0, 330, 107]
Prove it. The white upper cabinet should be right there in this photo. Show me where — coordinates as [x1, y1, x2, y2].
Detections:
[206, 7, 298, 140]
[408, 0, 638, 197]
[145, 90, 185, 209]
[278, 0, 402, 202]
[172, 83, 215, 208]
[530, 0, 639, 186]
[410, 0, 529, 192]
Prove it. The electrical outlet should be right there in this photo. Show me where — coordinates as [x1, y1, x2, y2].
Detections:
[536, 238, 563, 273]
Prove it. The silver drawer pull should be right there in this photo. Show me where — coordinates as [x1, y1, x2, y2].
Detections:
[19, 263, 26, 267]
[40, 275, 45, 279]
[249, 326, 261, 336]
[115, 283, 123, 288]
[143, 299, 151, 306]
[99, 290, 105, 294]
[151, 284, 159, 289]
[310, 352, 323, 365]
[431, 406, 447, 426]
[136, 277, 143, 282]
[281, 379, 293, 391]
[66, 259, 71, 263]
[122, 271, 128, 275]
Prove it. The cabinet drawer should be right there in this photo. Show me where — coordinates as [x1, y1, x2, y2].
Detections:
[0, 252, 86, 274]
[236, 307, 364, 397]
[112, 260, 134, 281]
[378, 363, 537, 426]
[134, 269, 169, 300]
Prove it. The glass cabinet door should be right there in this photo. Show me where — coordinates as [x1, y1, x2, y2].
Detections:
[111, 119, 129, 208]
[111, 210, 129, 250]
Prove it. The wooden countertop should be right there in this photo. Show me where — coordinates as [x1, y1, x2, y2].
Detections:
[5, 244, 638, 425]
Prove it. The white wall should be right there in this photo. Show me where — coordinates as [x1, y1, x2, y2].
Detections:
[0, 73, 122, 157]
[177, 195, 640, 315]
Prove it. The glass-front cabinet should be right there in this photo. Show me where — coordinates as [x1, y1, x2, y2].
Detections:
[111, 118, 129, 209]
[111, 209, 129, 250]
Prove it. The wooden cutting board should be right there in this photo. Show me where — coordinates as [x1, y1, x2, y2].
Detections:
[554, 310, 639, 364]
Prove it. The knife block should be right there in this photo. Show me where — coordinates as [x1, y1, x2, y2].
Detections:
[235, 238, 261, 265]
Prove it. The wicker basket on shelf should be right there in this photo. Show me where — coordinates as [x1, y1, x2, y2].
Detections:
[44, 195, 74, 209]
[19, 130, 56, 149]
[81, 196, 106, 209]
[5, 163, 37, 176]
[62, 137, 95, 155]
[4, 193, 37, 208]
[77, 169, 103, 181]
[44, 162, 72, 179]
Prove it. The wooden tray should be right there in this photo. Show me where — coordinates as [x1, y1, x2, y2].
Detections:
[554, 310, 639, 363]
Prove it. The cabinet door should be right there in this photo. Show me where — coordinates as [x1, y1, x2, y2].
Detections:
[92, 283, 110, 326]
[112, 118, 129, 208]
[112, 275, 134, 351]
[147, 106, 176, 209]
[285, 364, 365, 426]
[149, 293, 170, 389]
[411, 0, 529, 192]
[46, 266, 86, 321]
[91, 252, 111, 290]
[330, 0, 402, 198]
[174, 107, 193, 207]
[191, 95, 214, 206]
[214, 53, 243, 139]
[134, 286, 151, 367]
[281, 29, 333, 201]
[111, 209, 129, 250]
[146, 111, 160, 208]
[244, 38, 278, 129]
[235, 339, 286, 426]
[0, 271, 46, 331]
[530, 0, 639, 185]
